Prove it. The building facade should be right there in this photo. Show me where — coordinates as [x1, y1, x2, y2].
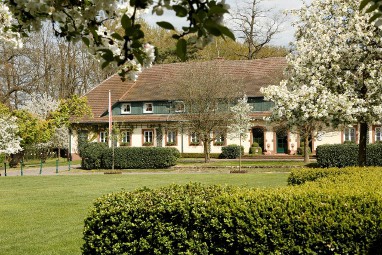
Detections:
[70, 57, 382, 158]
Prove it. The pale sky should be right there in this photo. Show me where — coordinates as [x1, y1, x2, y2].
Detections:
[143, 0, 312, 47]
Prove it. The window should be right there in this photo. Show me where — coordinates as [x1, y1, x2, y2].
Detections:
[166, 130, 177, 146]
[214, 131, 225, 146]
[143, 103, 153, 113]
[376, 127, 382, 142]
[344, 127, 355, 142]
[190, 132, 200, 145]
[121, 131, 130, 145]
[99, 131, 108, 143]
[121, 103, 131, 114]
[174, 101, 185, 113]
[143, 130, 154, 145]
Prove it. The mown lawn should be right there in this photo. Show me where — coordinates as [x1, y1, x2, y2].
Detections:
[0, 172, 288, 255]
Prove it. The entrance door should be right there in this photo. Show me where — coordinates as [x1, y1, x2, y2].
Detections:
[252, 128, 264, 151]
[277, 134, 288, 153]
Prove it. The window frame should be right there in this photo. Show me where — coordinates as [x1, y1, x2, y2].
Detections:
[214, 131, 226, 146]
[166, 130, 177, 146]
[174, 101, 185, 113]
[99, 131, 108, 143]
[143, 103, 153, 113]
[121, 103, 132, 114]
[120, 130, 131, 145]
[190, 132, 200, 146]
[376, 127, 382, 142]
[344, 127, 356, 142]
[142, 129, 154, 145]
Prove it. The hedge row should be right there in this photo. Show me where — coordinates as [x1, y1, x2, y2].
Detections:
[316, 144, 382, 167]
[82, 169, 382, 254]
[180, 153, 220, 159]
[288, 167, 355, 185]
[219, 144, 244, 159]
[80, 143, 180, 170]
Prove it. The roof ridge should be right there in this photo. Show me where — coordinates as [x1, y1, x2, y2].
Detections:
[119, 80, 137, 102]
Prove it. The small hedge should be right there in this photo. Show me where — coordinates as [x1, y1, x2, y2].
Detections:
[83, 170, 382, 254]
[316, 143, 382, 168]
[288, 167, 354, 185]
[80, 143, 180, 169]
[180, 153, 220, 159]
[219, 144, 244, 159]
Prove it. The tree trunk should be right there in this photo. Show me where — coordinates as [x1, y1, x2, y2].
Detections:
[304, 135, 310, 163]
[203, 140, 210, 163]
[358, 122, 368, 167]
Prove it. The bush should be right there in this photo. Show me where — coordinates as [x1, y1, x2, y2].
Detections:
[80, 143, 180, 170]
[297, 142, 311, 156]
[180, 153, 220, 159]
[83, 170, 382, 254]
[288, 167, 353, 185]
[81, 142, 108, 170]
[249, 146, 262, 155]
[102, 147, 180, 169]
[219, 144, 244, 159]
[316, 143, 382, 168]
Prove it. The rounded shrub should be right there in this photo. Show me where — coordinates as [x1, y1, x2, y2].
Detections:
[83, 171, 382, 254]
[219, 144, 244, 159]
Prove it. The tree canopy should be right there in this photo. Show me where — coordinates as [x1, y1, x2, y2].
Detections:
[0, 0, 234, 80]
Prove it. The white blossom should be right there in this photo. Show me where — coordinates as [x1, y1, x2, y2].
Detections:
[0, 115, 22, 155]
[228, 95, 253, 141]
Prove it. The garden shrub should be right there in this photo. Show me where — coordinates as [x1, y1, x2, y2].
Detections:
[83, 170, 382, 254]
[80, 142, 108, 170]
[297, 142, 311, 156]
[180, 153, 220, 159]
[249, 142, 262, 155]
[288, 167, 354, 185]
[102, 147, 180, 169]
[316, 143, 382, 168]
[219, 144, 244, 159]
[80, 143, 180, 169]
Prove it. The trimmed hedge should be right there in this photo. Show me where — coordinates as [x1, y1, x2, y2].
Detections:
[83, 169, 382, 254]
[81, 142, 108, 170]
[288, 167, 354, 185]
[180, 153, 220, 159]
[80, 143, 180, 169]
[219, 144, 244, 159]
[316, 144, 382, 168]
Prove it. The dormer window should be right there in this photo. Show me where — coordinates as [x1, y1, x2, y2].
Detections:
[144, 103, 153, 113]
[121, 103, 131, 114]
[174, 101, 185, 113]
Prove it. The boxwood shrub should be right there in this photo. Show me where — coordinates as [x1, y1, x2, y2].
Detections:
[81, 142, 109, 170]
[80, 143, 180, 170]
[219, 144, 244, 159]
[316, 144, 382, 168]
[102, 147, 180, 169]
[83, 169, 382, 254]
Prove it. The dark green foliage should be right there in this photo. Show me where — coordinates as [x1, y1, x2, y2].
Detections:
[219, 144, 244, 159]
[81, 142, 109, 170]
[297, 142, 311, 156]
[83, 169, 382, 254]
[180, 153, 220, 159]
[316, 144, 382, 167]
[102, 147, 180, 169]
[80, 143, 180, 169]
[249, 146, 262, 155]
[288, 168, 353, 185]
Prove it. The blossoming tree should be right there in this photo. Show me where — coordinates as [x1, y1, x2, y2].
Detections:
[263, 0, 382, 166]
[0, 0, 233, 80]
[228, 95, 252, 170]
[0, 104, 22, 156]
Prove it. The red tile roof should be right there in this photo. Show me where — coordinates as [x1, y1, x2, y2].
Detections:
[81, 57, 286, 123]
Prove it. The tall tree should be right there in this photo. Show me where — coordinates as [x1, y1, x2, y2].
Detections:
[172, 63, 243, 162]
[230, 0, 285, 60]
[268, 0, 382, 166]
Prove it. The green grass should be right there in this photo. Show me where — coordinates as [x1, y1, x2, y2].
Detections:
[177, 159, 307, 167]
[0, 173, 288, 255]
